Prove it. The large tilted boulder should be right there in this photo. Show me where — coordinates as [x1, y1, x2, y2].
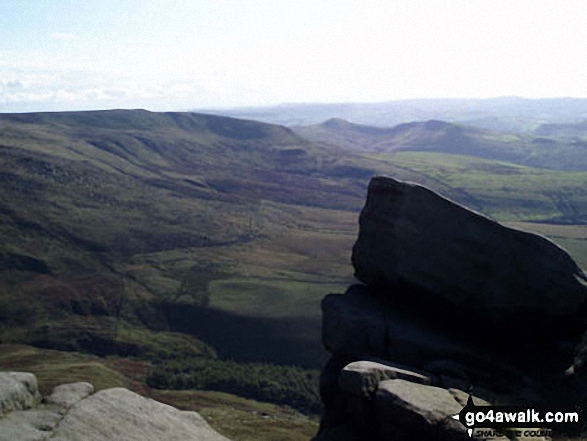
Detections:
[315, 176, 587, 440]
[351, 176, 587, 336]
[0, 372, 231, 441]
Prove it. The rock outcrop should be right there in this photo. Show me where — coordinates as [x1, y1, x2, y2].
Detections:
[0, 372, 231, 441]
[352, 176, 587, 337]
[315, 176, 587, 440]
[0, 372, 41, 416]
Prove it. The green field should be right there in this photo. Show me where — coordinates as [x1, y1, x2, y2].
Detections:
[208, 278, 346, 318]
[385, 151, 587, 223]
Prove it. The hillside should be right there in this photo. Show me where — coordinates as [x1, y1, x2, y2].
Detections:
[0, 110, 366, 364]
[535, 119, 587, 139]
[294, 118, 587, 171]
[1, 109, 587, 434]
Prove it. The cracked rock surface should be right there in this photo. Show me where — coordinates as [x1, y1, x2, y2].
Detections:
[0, 372, 231, 441]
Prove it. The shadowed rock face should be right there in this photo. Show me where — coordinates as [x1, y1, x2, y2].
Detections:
[315, 177, 587, 441]
[352, 176, 587, 333]
[321, 285, 535, 379]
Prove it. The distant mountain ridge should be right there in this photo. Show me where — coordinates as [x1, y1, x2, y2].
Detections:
[293, 118, 587, 171]
[0, 109, 300, 142]
[294, 118, 475, 152]
[200, 97, 587, 133]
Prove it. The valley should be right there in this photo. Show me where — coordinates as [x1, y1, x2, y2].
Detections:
[1, 109, 586, 440]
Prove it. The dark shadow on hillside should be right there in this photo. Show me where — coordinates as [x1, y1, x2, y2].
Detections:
[154, 302, 327, 369]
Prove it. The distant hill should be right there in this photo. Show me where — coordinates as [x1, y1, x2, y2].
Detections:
[293, 118, 587, 171]
[294, 118, 486, 153]
[201, 97, 587, 133]
[535, 119, 587, 139]
[1, 109, 301, 141]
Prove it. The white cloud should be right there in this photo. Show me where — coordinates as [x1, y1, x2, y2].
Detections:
[0, 49, 216, 111]
[3, 0, 587, 111]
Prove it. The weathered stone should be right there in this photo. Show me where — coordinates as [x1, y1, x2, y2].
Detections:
[0, 408, 63, 441]
[339, 360, 431, 398]
[315, 176, 585, 440]
[317, 355, 360, 437]
[321, 285, 524, 384]
[351, 176, 587, 336]
[50, 387, 231, 441]
[0, 373, 231, 441]
[374, 379, 469, 440]
[45, 382, 94, 409]
[0, 372, 41, 416]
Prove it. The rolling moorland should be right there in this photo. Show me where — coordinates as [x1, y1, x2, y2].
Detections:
[1, 109, 587, 440]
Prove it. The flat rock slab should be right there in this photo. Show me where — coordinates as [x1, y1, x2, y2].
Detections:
[50, 387, 231, 441]
[0, 408, 63, 441]
[374, 379, 470, 440]
[339, 360, 431, 398]
[0, 373, 232, 441]
[352, 176, 587, 333]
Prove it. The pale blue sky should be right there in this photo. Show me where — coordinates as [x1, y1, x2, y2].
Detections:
[2, 0, 587, 112]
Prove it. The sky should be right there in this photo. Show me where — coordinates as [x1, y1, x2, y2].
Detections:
[2, 0, 587, 112]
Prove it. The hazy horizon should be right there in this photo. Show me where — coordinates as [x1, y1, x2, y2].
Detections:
[2, 0, 587, 113]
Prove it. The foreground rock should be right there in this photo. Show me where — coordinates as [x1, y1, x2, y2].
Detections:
[0, 372, 41, 416]
[0, 372, 230, 441]
[338, 360, 431, 398]
[315, 176, 585, 440]
[374, 379, 469, 440]
[321, 285, 534, 389]
[45, 382, 94, 408]
[316, 358, 511, 441]
[51, 388, 230, 441]
[352, 176, 587, 337]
